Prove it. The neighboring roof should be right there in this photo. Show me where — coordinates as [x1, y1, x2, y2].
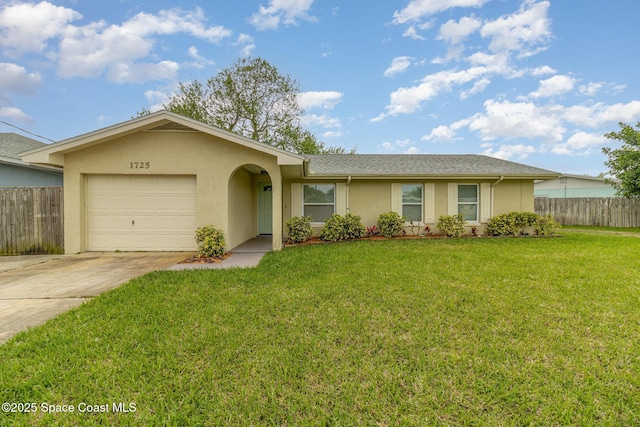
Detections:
[0, 133, 46, 159]
[556, 174, 613, 183]
[0, 133, 62, 173]
[21, 110, 306, 168]
[306, 154, 559, 179]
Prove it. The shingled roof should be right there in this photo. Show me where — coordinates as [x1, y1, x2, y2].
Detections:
[305, 154, 558, 178]
[0, 133, 46, 160]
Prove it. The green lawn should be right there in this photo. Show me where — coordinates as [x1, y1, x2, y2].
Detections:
[1, 230, 639, 426]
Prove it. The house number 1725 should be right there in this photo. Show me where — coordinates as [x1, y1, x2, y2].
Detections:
[130, 162, 150, 169]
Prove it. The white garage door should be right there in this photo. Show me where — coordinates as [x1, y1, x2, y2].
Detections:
[87, 175, 197, 251]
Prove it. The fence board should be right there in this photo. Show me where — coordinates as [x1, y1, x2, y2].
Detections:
[535, 197, 640, 228]
[0, 187, 64, 255]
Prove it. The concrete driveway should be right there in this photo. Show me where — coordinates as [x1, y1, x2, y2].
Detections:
[0, 252, 187, 345]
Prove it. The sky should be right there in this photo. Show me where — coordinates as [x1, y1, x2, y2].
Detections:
[1, 0, 640, 175]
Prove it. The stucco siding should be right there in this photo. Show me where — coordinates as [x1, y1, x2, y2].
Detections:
[283, 178, 537, 240]
[63, 131, 282, 253]
[493, 180, 534, 213]
[349, 181, 392, 227]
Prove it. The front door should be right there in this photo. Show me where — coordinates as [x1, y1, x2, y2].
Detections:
[258, 182, 273, 234]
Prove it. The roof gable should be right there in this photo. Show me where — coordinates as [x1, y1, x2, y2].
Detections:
[20, 111, 306, 168]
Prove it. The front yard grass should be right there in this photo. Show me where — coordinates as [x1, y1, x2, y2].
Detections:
[1, 230, 639, 425]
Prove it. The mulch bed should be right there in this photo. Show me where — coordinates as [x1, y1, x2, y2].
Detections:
[178, 252, 232, 264]
[284, 234, 452, 247]
[284, 233, 559, 247]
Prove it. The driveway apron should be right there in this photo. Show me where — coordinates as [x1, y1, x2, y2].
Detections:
[0, 252, 187, 345]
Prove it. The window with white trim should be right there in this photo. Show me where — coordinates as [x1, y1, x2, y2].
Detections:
[402, 183, 423, 222]
[303, 184, 335, 222]
[458, 184, 478, 222]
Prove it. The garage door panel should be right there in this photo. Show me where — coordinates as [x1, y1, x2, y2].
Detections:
[87, 175, 197, 251]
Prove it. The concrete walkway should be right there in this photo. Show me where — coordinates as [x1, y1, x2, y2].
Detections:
[167, 236, 272, 270]
[0, 252, 186, 345]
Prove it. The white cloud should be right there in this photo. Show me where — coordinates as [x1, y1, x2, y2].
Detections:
[322, 130, 343, 138]
[393, 0, 490, 24]
[298, 91, 343, 110]
[0, 4, 233, 84]
[467, 99, 566, 142]
[551, 132, 606, 156]
[0, 63, 42, 97]
[563, 101, 640, 128]
[0, 1, 81, 55]
[437, 16, 482, 45]
[106, 61, 180, 84]
[579, 82, 603, 97]
[250, 0, 316, 30]
[531, 65, 556, 76]
[379, 139, 419, 153]
[0, 106, 33, 123]
[529, 75, 576, 99]
[372, 66, 491, 121]
[143, 89, 171, 112]
[187, 46, 215, 69]
[380, 141, 394, 151]
[422, 125, 457, 142]
[301, 114, 341, 129]
[235, 34, 255, 56]
[384, 56, 414, 77]
[480, 1, 551, 54]
[481, 143, 536, 160]
[402, 25, 426, 40]
[460, 77, 490, 99]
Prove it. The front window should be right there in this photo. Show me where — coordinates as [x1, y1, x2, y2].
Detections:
[303, 184, 335, 222]
[458, 184, 478, 222]
[402, 184, 423, 222]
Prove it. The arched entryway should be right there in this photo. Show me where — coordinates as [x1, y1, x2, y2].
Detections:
[227, 164, 274, 250]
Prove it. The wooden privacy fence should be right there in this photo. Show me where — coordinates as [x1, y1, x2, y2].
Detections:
[535, 197, 640, 228]
[0, 187, 64, 255]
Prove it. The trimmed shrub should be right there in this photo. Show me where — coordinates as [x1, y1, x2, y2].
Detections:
[342, 213, 366, 240]
[437, 213, 466, 237]
[486, 212, 560, 236]
[286, 215, 313, 243]
[195, 225, 225, 257]
[320, 213, 366, 242]
[486, 212, 520, 236]
[534, 214, 560, 236]
[378, 211, 405, 238]
[320, 214, 345, 242]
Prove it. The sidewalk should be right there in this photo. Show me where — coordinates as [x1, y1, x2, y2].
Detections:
[167, 236, 272, 270]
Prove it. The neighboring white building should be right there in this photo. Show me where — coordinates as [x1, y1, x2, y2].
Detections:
[534, 174, 617, 198]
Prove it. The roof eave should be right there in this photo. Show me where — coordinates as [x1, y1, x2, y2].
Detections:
[20, 111, 306, 168]
[304, 173, 561, 180]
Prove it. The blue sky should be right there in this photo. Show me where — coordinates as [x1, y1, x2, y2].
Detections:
[1, 0, 639, 175]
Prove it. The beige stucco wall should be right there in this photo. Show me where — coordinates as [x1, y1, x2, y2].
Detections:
[493, 180, 534, 213]
[63, 130, 283, 253]
[283, 178, 536, 238]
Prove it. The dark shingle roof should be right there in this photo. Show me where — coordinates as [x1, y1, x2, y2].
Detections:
[0, 133, 46, 160]
[306, 154, 558, 177]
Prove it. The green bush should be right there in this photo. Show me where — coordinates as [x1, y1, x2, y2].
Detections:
[487, 212, 558, 236]
[378, 211, 405, 238]
[486, 212, 521, 236]
[195, 225, 225, 257]
[320, 213, 366, 242]
[286, 216, 314, 243]
[534, 214, 560, 236]
[437, 213, 466, 237]
[486, 212, 560, 236]
[342, 213, 366, 240]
